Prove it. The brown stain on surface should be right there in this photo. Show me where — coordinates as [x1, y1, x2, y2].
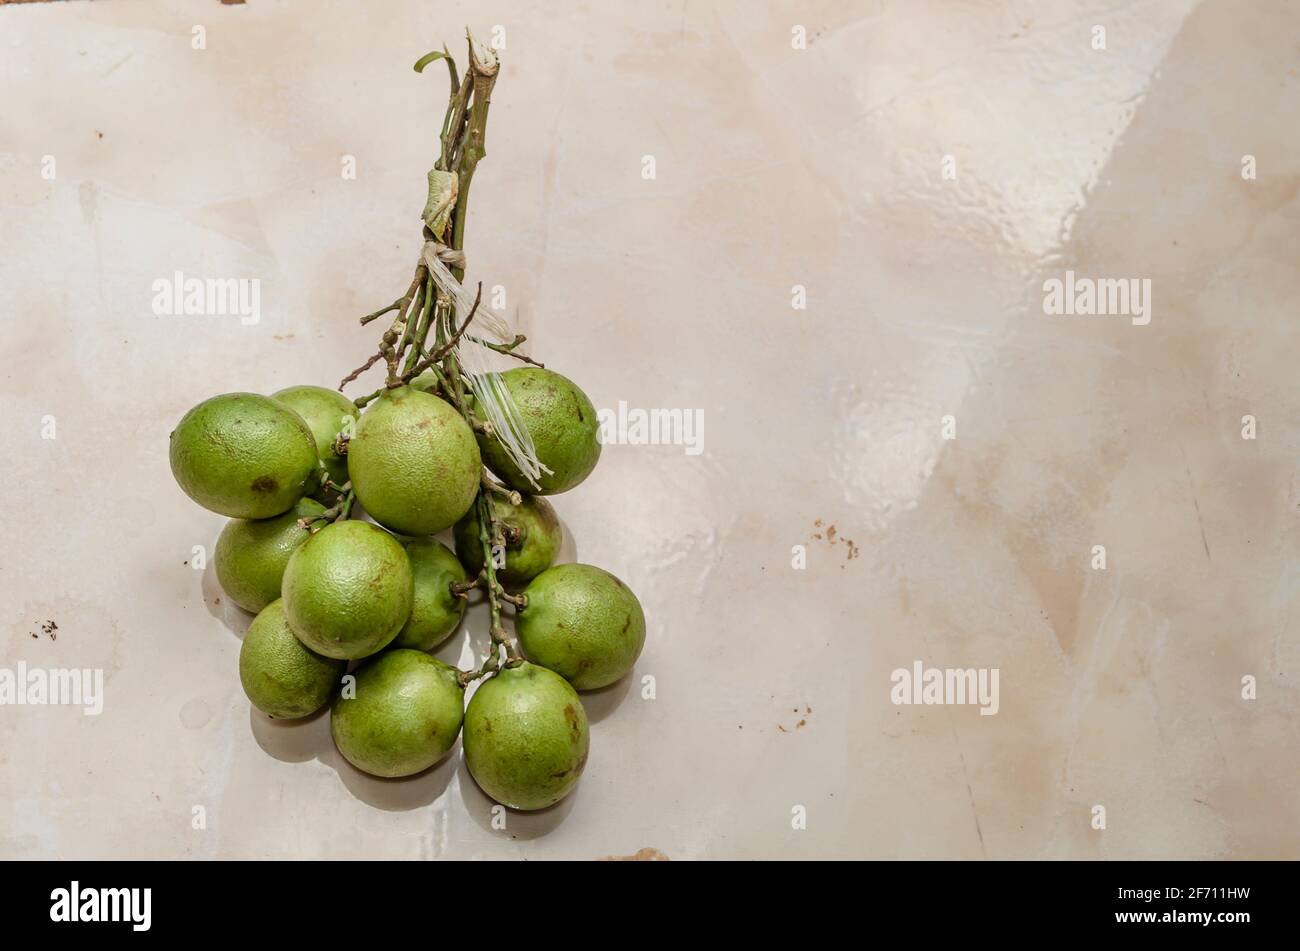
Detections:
[598, 848, 670, 861]
[810, 520, 859, 563]
[777, 704, 812, 733]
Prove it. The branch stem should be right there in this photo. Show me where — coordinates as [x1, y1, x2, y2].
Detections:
[362, 29, 517, 689]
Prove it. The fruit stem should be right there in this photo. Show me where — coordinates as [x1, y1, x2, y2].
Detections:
[320, 473, 349, 494]
[473, 490, 523, 666]
[338, 265, 425, 393]
[459, 642, 505, 687]
[298, 485, 355, 532]
[466, 333, 544, 368]
[401, 282, 483, 382]
[481, 476, 521, 506]
[383, 267, 428, 387]
[449, 32, 498, 283]
[359, 298, 402, 326]
[436, 47, 469, 173]
[421, 36, 523, 685]
[450, 572, 485, 599]
[400, 275, 436, 376]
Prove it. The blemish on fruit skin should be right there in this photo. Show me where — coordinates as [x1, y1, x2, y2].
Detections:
[251, 475, 278, 493]
[563, 704, 582, 742]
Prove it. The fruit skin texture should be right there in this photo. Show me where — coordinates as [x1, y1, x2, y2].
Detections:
[347, 387, 481, 535]
[330, 650, 464, 778]
[392, 538, 468, 651]
[463, 662, 589, 810]
[453, 493, 562, 588]
[271, 385, 358, 490]
[516, 564, 646, 690]
[214, 498, 326, 614]
[281, 520, 413, 660]
[169, 392, 319, 518]
[475, 368, 601, 495]
[239, 599, 345, 719]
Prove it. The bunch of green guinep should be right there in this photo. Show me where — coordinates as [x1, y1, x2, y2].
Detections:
[171, 34, 644, 811]
[170, 364, 644, 811]
[169, 35, 644, 810]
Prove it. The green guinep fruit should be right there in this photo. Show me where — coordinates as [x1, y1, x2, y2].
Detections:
[271, 385, 358, 491]
[463, 662, 589, 810]
[169, 392, 319, 518]
[239, 599, 345, 719]
[474, 368, 601, 495]
[281, 520, 413, 660]
[391, 538, 468, 651]
[516, 564, 646, 690]
[409, 369, 442, 397]
[347, 386, 481, 535]
[214, 497, 326, 614]
[453, 492, 562, 588]
[330, 650, 464, 778]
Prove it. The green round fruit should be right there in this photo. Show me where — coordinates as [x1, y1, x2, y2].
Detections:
[239, 599, 345, 719]
[330, 649, 464, 778]
[214, 498, 326, 614]
[475, 368, 601, 495]
[409, 369, 442, 397]
[347, 387, 481, 535]
[516, 564, 646, 690]
[281, 520, 413, 660]
[271, 385, 358, 490]
[169, 392, 319, 518]
[392, 538, 468, 651]
[453, 492, 562, 588]
[463, 662, 589, 810]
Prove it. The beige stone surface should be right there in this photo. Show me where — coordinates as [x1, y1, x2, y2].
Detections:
[1, 0, 1297, 859]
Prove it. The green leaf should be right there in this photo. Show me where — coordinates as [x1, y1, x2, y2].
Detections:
[413, 50, 448, 73]
[414, 45, 459, 95]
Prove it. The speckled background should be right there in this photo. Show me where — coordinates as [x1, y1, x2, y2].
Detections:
[1, 0, 1298, 859]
